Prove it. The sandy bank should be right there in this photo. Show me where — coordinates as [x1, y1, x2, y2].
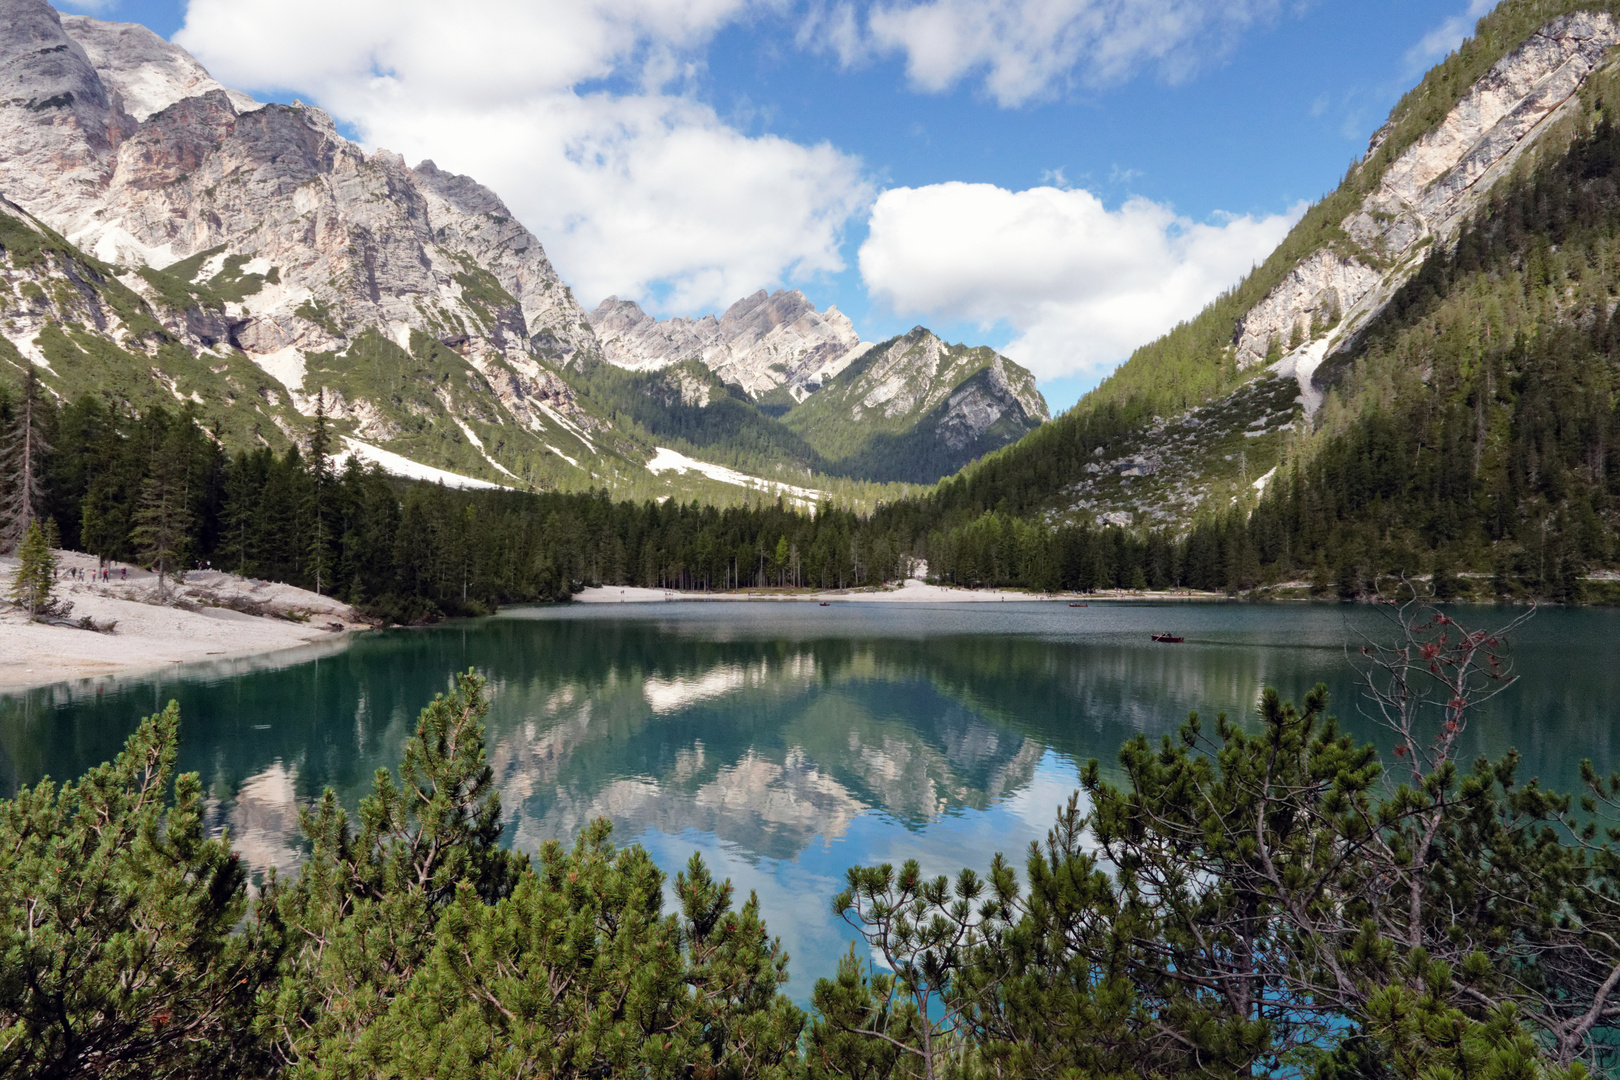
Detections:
[1, 551, 369, 695]
[572, 579, 1224, 604]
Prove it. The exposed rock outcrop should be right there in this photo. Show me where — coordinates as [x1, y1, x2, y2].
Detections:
[589, 289, 869, 401]
[1233, 12, 1620, 380]
[0, 0, 618, 491]
[782, 327, 1049, 481]
[0, 0, 131, 223]
[60, 15, 260, 121]
[837, 328, 1047, 430]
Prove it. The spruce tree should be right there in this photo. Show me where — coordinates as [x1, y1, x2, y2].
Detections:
[79, 478, 126, 571]
[305, 391, 334, 594]
[8, 518, 56, 616]
[130, 425, 195, 593]
[0, 364, 51, 554]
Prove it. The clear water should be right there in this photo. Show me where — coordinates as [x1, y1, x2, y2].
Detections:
[4, 601, 1618, 1004]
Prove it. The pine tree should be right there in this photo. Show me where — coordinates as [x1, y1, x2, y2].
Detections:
[130, 426, 195, 594]
[305, 392, 334, 594]
[8, 518, 56, 616]
[0, 702, 270, 1077]
[0, 364, 51, 554]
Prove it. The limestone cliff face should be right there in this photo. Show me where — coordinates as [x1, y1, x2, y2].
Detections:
[60, 15, 261, 121]
[0, 0, 1040, 494]
[0, 0, 623, 490]
[589, 289, 869, 401]
[1233, 11, 1620, 378]
[782, 327, 1048, 481]
[0, 0, 131, 225]
[828, 327, 1047, 436]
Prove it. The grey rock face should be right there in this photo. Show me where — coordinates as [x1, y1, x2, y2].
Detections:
[0, 0, 609, 490]
[1233, 12, 1620, 391]
[842, 327, 1048, 430]
[0, 0, 600, 374]
[588, 288, 867, 400]
[60, 15, 260, 121]
[591, 295, 722, 372]
[411, 160, 599, 365]
[0, 0, 130, 223]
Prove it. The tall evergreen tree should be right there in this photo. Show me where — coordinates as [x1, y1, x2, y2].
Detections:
[0, 364, 51, 554]
[305, 392, 334, 594]
[130, 422, 196, 592]
[8, 518, 57, 616]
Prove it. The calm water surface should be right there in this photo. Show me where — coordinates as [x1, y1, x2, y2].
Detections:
[3, 601, 1618, 1002]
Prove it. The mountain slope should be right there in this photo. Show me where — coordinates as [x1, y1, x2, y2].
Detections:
[590, 289, 871, 404]
[928, 3, 1620, 541]
[782, 328, 1049, 484]
[0, 0, 655, 494]
[0, 0, 1045, 503]
[583, 297, 1049, 484]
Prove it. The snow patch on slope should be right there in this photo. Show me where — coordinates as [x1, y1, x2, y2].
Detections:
[452, 417, 524, 483]
[646, 447, 825, 507]
[339, 437, 508, 490]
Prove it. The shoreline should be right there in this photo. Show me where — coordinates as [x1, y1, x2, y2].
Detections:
[1, 551, 369, 696]
[9, 562, 1588, 697]
[570, 580, 1229, 604]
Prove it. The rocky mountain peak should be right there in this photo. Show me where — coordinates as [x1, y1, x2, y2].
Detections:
[60, 15, 260, 122]
[0, 0, 131, 222]
[587, 287, 869, 401]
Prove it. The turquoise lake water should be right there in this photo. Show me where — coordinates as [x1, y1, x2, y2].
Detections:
[3, 601, 1617, 1003]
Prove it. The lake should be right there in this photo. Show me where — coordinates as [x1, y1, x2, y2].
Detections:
[3, 600, 1618, 1004]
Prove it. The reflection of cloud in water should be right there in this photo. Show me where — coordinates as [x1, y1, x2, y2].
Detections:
[1000, 751, 1091, 833]
[635, 828, 853, 1004]
[643, 653, 816, 714]
[855, 752, 1087, 884]
[223, 760, 305, 879]
[645, 664, 749, 714]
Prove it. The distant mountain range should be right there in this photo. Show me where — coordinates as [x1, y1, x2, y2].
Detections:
[0, 0, 1047, 501]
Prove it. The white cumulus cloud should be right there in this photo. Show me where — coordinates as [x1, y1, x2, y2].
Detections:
[859, 182, 1302, 382]
[808, 0, 1286, 106]
[173, 0, 870, 313]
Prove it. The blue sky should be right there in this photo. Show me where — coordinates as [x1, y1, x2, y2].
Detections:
[65, 0, 1491, 412]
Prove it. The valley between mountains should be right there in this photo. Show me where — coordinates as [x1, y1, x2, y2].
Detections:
[3, 0, 1620, 603]
[0, 0, 1048, 505]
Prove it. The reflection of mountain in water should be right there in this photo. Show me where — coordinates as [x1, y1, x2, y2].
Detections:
[484, 645, 1044, 862]
[3, 606, 1617, 879]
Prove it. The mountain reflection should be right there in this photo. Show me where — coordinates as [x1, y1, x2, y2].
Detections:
[4, 603, 1618, 891]
[481, 645, 1043, 863]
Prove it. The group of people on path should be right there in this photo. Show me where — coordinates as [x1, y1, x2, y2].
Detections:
[54, 565, 127, 583]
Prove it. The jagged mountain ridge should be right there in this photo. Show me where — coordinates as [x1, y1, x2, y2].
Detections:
[942, 3, 1620, 531]
[0, 0, 1049, 499]
[783, 327, 1050, 484]
[0, 0, 645, 495]
[569, 323, 1049, 484]
[590, 289, 872, 404]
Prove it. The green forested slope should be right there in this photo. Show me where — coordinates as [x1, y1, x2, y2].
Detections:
[1204, 116, 1620, 598]
[1083, 0, 1620, 420]
[923, 0, 1620, 530]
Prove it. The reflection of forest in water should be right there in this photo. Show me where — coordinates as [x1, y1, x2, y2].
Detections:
[2, 604, 1617, 881]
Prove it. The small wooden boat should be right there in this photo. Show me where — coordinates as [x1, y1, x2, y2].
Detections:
[819, 601, 830, 606]
[1068, 603, 1088, 608]
[1151, 633, 1184, 644]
